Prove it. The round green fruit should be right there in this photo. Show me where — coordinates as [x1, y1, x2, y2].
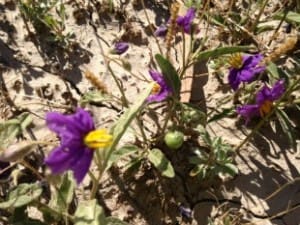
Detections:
[164, 131, 184, 150]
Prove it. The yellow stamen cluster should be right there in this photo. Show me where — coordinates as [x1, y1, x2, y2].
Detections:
[84, 129, 113, 149]
[228, 53, 243, 69]
[151, 82, 161, 95]
[259, 100, 273, 117]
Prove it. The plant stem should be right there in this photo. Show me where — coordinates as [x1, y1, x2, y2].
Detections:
[251, 0, 269, 33]
[36, 201, 74, 222]
[107, 63, 129, 107]
[141, 0, 163, 55]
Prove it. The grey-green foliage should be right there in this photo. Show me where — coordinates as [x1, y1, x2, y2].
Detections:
[0, 113, 32, 149]
[74, 199, 106, 225]
[0, 183, 42, 209]
[189, 125, 238, 179]
[147, 148, 175, 178]
[18, 0, 72, 45]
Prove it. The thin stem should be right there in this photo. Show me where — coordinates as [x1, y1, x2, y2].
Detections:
[89, 170, 99, 199]
[36, 201, 74, 222]
[107, 57, 148, 82]
[141, 0, 163, 55]
[182, 30, 186, 70]
[251, 0, 269, 32]
[267, 8, 288, 46]
[107, 63, 129, 107]
[21, 160, 44, 180]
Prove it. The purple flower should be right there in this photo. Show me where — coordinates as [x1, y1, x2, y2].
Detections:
[237, 80, 285, 123]
[113, 42, 129, 55]
[154, 25, 168, 37]
[147, 70, 172, 102]
[179, 205, 193, 218]
[176, 8, 196, 33]
[228, 53, 265, 90]
[45, 108, 112, 184]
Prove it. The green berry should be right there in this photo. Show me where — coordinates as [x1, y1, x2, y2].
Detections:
[164, 131, 184, 150]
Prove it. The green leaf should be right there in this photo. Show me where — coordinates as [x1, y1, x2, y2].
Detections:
[80, 91, 111, 105]
[105, 84, 152, 162]
[0, 113, 32, 149]
[56, 172, 75, 209]
[0, 183, 42, 209]
[46, 172, 75, 221]
[193, 46, 253, 61]
[106, 217, 130, 225]
[74, 199, 106, 225]
[106, 145, 139, 170]
[155, 54, 181, 97]
[147, 148, 175, 178]
[221, 163, 238, 177]
[274, 11, 300, 24]
[266, 62, 280, 79]
[276, 109, 297, 148]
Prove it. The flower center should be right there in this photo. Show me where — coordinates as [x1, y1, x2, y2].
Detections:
[259, 100, 273, 117]
[151, 82, 161, 95]
[84, 129, 113, 149]
[228, 53, 243, 69]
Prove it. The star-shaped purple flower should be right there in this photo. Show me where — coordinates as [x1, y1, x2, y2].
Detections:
[228, 53, 265, 91]
[45, 108, 95, 184]
[147, 70, 172, 102]
[237, 80, 285, 124]
[176, 8, 196, 33]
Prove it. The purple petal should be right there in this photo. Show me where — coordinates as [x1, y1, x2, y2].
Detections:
[228, 69, 241, 90]
[46, 108, 94, 139]
[237, 104, 260, 124]
[72, 108, 95, 132]
[270, 80, 285, 101]
[242, 54, 263, 68]
[256, 85, 272, 105]
[256, 80, 285, 104]
[114, 42, 129, 54]
[45, 145, 79, 174]
[179, 205, 193, 218]
[239, 69, 257, 82]
[176, 8, 196, 33]
[147, 70, 172, 102]
[71, 148, 93, 184]
[149, 70, 164, 84]
[154, 25, 168, 37]
[147, 87, 171, 102]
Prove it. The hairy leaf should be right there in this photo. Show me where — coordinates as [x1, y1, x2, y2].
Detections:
[147, 148, 175, 178]
[74, 199, 106, 225]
